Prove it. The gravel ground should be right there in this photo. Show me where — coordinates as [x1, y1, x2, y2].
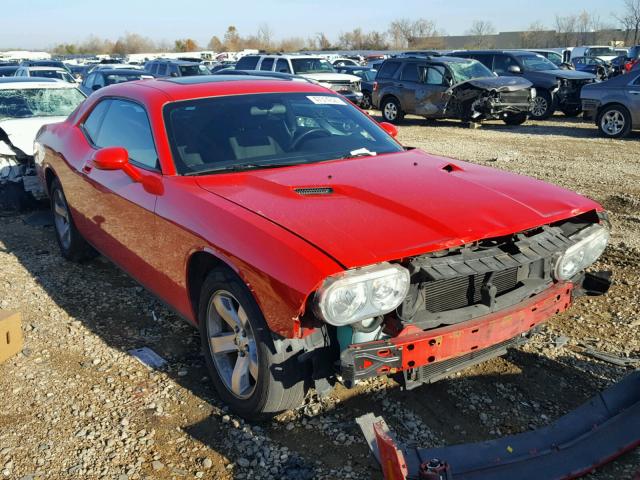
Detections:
[1, 113, 639, 480]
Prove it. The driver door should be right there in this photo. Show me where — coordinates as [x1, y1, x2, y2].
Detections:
[415, 65, 450, 117]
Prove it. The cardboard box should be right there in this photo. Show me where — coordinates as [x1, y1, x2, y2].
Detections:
[0, 310, 23, 364]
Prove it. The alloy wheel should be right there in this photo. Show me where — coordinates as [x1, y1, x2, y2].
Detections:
[384, 102, 398, 121]
[206, 291, 259, 399]
[601, 110, 625, 136]
[531, 97, 548, 117]
[53, 188, 71, 250]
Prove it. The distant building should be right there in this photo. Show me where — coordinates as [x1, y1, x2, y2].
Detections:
[410, 29, 628, 50]
[0, 50, 51, 61]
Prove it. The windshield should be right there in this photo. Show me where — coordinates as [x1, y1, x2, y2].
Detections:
[164, 92, 403, 175]
[32, 70, 74, 82]
[178, 64, 210, 76]
[587, 47, 614, 57]
[291, 58, 335, 74]
[518, 55, 558, 71]
[0, 88, 85, 119]
[354, 70, 376, 81]
[104, 73, 145, 85]
[448, 60, 494, 83]
[545, 52, 564, 66]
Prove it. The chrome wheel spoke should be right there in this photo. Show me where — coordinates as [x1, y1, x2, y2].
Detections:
[213, 295, 241, 329]
[249, 350, 259, 380]
[231, 354, 251, 396]
[209, 333, 237, 355]
[54, 202, 67, 220]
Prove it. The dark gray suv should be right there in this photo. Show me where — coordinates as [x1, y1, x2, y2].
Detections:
[372, 55, 534, 126]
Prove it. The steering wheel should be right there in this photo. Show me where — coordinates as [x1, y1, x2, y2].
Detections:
[290, 129, 331, 150]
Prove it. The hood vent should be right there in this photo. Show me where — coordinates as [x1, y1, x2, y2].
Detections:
[294, 187, 334, 196]
[442, 163, 462, 173]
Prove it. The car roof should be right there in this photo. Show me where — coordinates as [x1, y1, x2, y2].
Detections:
[455, 50, 540, 56]
[151, 59, 200, 65]
[86, 75, 332, 104]
[23, 66, 68, 72]
[0, 77, 79, 89]
[386, 55, 472, 63]
[94, 69, 150, 75]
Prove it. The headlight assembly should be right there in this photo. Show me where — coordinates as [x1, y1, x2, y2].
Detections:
[530, 88, 537, 99]
[316, 263, 410, 326]
[554, 224, 609, 281]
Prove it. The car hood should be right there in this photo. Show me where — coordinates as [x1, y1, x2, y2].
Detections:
[299, 72, 361, 83]
[452, 76, 532, 92]
[196, 150, 601, 268]
[539, 69, 596, 80]
[0, 116, 67, 155]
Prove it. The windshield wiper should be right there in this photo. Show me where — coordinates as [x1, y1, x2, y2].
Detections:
[184, 161, 306, 176]
[342, 148, 377, 159]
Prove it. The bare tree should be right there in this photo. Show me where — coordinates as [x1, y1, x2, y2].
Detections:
[520, 22, 549, 48]
[387, 18, 413, 49]
[555, 14, 577, 46]
[315, 32, 332, 50]
[257, 23, 273, 50]
[388, 18, 439, 49]
[207, 36, 223, 52]
[223, 26, 241, 51]
[466, 20, 496, 48]
[614, 0, 640, 44]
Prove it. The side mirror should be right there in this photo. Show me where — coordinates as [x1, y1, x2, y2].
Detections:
[92, 147, 163, 195]
[170, 72, 179, 77]
[93, 146, 128, 170]
[507, 65, 522, 74]
[379, 121, 398, 138]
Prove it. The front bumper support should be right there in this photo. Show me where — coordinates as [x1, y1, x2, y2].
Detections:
[341, 282, 573, 387]
[357, 371, 640, 480]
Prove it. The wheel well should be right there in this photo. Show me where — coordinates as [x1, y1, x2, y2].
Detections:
[44, 168, 56, 194]
[381, 94, 399, 107]
[186, 251, 231, 323]
[597, 102, 630, 120]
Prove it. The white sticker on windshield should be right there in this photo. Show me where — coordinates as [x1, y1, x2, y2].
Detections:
[306, 96, 347, 105]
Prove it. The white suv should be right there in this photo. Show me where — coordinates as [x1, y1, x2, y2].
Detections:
[235, 54, 363, 105]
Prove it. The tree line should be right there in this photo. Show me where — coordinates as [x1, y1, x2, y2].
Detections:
[51, 3, 640, 56]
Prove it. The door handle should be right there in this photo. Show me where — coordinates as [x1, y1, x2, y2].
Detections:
[82, 162, 92, 174]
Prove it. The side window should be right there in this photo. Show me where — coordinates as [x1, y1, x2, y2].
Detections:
[493, 55, 517, 74]
[276, 59, 291, 73]
[82, 100, 111, 144]
[84, 73, 95, 88]
[633, 75, 640, 85]
[157, 63, 167, 76]
[377, 61, 401, 79]
[150, 63, 159, 74]
[169, 64, 179, 76]
[235, 55, 260, 70]
[94, 99, 158, 169]
[425, 66, 446, 85]
[93, 74, 105, 88]
[400, 63, 420, 82]
[260, 58, 274, 71]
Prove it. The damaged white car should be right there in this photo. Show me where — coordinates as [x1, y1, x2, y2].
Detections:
[0, 78, 85, 210]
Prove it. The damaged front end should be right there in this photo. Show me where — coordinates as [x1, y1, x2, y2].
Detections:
[336, 211, 611, 390]
[556, 78, 594, 112]
[0, 125, 46, 211]
[444, 77, 534, 122]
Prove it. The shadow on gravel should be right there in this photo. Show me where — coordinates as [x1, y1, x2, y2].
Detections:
[1, 208, 637, 478]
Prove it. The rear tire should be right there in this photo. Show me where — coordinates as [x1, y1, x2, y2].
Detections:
[361, 92, 373, 110]
[50, 178, 96, 262]
[503, 112, 528, 126]
[199, 267, 306, 419]
[597, 104, 632, 139]
[381, 97, 404, 124]
[529, 90, 555, 120]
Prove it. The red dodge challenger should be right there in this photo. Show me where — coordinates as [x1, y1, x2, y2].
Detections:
[34, 76, 611, 418]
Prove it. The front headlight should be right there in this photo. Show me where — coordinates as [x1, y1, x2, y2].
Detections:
[530, 88, 537, 98]
[316, 263, 410, 326]
[554, 224, 610, 281]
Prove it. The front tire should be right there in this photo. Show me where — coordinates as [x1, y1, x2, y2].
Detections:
[529, 90, 555, 120]
[597, 105, 632, 139]
[50, 178, 96, 262]
[381, 97, 404, 123]
[199, 268, 305, 419]
[503, 112, 528, 126]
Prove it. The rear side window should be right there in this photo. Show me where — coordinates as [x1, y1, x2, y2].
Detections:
[93, 99, 158, 169]
[236, 55, 260, 70]
[150, 63, 159, 74]
[377, 61, 401, 79]
[275, 59, 291, 73]
[260, 58, 274, 71]
[400, 63, 420, 82]
[82, 100, 111, 144]
[157, 64, 167, 76]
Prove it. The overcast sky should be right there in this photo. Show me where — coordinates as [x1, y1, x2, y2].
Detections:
[0, 0, 622, 50]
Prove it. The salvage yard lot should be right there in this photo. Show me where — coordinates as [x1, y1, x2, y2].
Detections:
[1, 114, 639, 479]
